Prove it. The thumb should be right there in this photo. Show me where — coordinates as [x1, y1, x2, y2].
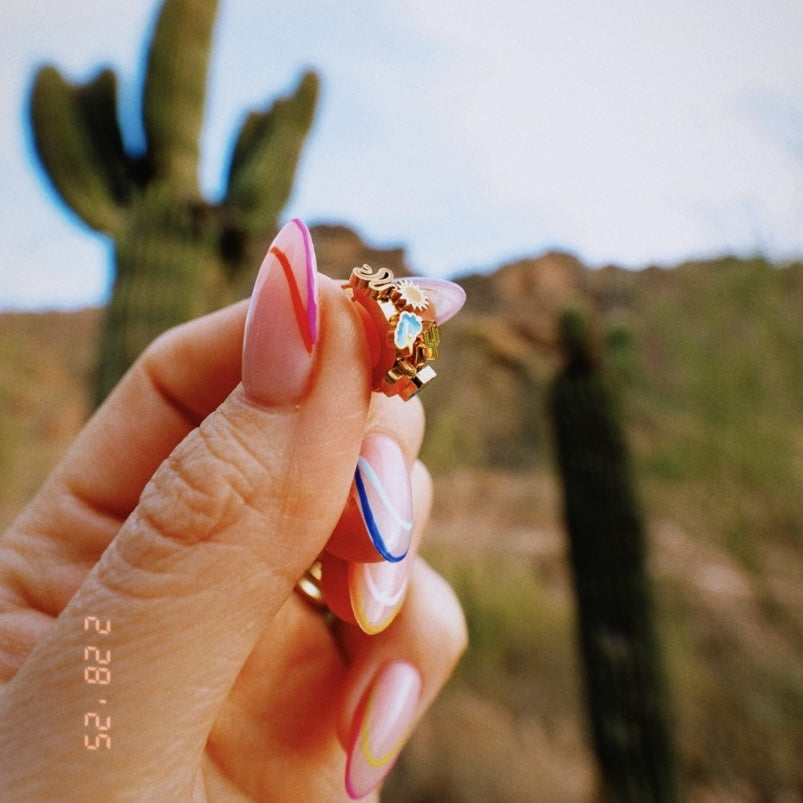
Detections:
[0, 221, 371, 799]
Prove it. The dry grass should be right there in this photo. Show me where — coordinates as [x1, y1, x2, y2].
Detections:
[389, 465, 803, 802]
[0, 308, 97, 530]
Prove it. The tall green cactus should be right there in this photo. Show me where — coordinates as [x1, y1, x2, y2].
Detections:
[29, 0, 319, 404]
[549, 309, 682, 803]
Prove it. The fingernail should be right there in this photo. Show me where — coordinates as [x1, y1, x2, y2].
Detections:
[242, 219, 319, 405]
[345, 662, 421, 800]
[353, 434, 413, 562]
[349, 556, 410, 634]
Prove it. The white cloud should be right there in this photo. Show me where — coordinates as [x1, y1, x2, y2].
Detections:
[399, 0, 803, 266]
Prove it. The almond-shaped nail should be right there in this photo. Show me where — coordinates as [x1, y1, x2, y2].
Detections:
[329, 433, 414, 562]
[349, 557, 410, 634]
[345, 661, 421, 800]
[242, 219, 319, 405]
[353, 434, 413, 562]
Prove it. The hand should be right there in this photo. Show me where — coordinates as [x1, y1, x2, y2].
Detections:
[0, 221, 467, 801]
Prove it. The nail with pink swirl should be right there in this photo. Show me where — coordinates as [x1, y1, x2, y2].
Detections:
[241, 218, 318, 406]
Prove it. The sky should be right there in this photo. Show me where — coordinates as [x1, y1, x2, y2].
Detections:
[1, 0, 802, 310]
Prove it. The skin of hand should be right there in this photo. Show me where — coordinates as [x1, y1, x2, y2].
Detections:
[0, 222, 467, 801]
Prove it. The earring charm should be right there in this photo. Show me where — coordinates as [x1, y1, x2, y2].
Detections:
[346, 265, 465, 400]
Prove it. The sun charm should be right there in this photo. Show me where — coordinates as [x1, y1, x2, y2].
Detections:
[391, 279, 430, 313]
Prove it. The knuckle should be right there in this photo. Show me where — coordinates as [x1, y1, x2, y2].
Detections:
[135, 411, 262, 547]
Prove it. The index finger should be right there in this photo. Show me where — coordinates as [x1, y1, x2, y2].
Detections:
[3, 301, 249, 583]
[59, 300, 249, 518]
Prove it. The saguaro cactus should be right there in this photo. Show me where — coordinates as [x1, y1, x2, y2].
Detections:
[549, 309, 681, 803]
[29, 0, 319, 404]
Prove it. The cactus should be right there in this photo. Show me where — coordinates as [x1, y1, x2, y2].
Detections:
[29, 0, 319, 404]
[549, 309, 682, 803]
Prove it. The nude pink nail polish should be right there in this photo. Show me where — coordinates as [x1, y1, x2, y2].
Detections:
[242, 219, 319, 405]
[329, 434, 414, 564]
[354, 434, 413, 561]
[349, 556, 410, 635]
[345, 662, 421, 799]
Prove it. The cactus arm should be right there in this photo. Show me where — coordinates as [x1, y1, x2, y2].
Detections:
[29, 0, 320, 401]
[223, 71, 319, 245]
[29, 66, 130, 234]
[142, 0, 219, 189]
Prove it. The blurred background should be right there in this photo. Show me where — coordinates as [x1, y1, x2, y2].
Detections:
[1, 1, 802, 800]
